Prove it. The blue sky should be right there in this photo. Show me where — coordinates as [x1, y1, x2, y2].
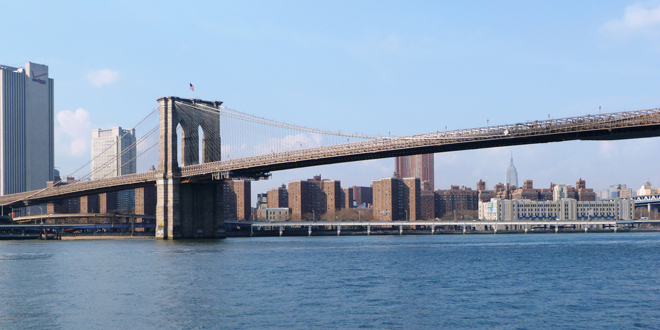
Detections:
[4, 1, 660, 198]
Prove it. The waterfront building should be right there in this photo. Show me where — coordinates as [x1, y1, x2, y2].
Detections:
[402, 178, 421, 220]
[479, 197, 634, 221]
[256, 193, 268, 210]
[372, 177, 404, 221]
[352, 186, 373, 207]
[480, 183, 634, 221]
[267, 184, 288, 208]
[553, 184, 569, 200]
[372, 176, 421, 221]
[323, 180, 342, 219]
[511, 179, 539, 201]
[505, 155, 518, 188]
[134, 186, 156, 217]
[0, 62, 54, 196]
[502, 178, 596, 202]
[342, 187, 353, 208]
[477, 179, 486, 191]
[477, 179, 496, 202]
[395, 154, 434, 190]
[288, 175, 341, 221]
[259, 207, 290, 221]
[435, 185, 480, 219]
[421, 191, 435, 220]
[221, 180, 251, 221]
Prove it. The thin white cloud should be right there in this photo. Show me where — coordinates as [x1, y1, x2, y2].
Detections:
[85, 69, 120, 87]
[56, 108, 93, 156]
[253, 133, 323, 156]
[382, 34, 402, 51]
[601, 4, 660, 37]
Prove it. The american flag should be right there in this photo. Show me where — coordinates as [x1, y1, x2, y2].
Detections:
[189, 83, 195, 92]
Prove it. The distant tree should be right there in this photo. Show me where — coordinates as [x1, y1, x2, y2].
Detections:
[332, 208, 374, 221]
[320, 212, 336, 221]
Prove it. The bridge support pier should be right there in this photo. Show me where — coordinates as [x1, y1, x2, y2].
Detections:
[337, 225, 341, 236]
[155, 96, 226, 240]
[367, 225, 370, 235]
[555, 225, 558, 233]
[524, 224, 528, 234]
[399, 225, 403, 235]
[155, 179, 225, 239]
[431, 225, 435, 235]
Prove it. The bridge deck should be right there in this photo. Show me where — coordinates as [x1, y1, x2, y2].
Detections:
[2, 107, 660, 207]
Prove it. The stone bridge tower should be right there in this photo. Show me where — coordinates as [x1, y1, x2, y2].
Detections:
[156, 96, 225, 239]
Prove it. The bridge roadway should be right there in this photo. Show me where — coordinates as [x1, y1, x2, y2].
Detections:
[249, 220, 660, 235]
[2, 107, 660, 207]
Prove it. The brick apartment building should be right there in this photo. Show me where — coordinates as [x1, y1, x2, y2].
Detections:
[372, 177, 421, 221]
[267, 184, 288, 208]
[221, 180, 251, 221]
[288, 175, 342, 221]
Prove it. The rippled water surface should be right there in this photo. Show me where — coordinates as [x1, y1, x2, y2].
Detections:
[1, 233, 659, 329]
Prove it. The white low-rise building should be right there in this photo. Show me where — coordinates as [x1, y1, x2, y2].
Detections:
[259, 208, 290, 221]
[479, 197, 635, 221]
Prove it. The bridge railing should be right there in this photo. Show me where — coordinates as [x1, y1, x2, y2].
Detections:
[0, 171, 159, 205]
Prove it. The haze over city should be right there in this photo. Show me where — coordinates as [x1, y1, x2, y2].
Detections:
[4, 1, 660, 200]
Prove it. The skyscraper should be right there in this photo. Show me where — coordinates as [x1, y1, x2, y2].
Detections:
[394, 154, 434, 190]
[505, 155, 518, 188]
[91, 127, 136, 211]
[91, 127, 136, 180]
[0, 62, 54, 195]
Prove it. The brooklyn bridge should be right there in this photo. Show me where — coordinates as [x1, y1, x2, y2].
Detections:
[2, 96, 660, 239]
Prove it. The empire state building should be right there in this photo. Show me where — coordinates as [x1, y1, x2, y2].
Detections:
[505, 155, 518, 188]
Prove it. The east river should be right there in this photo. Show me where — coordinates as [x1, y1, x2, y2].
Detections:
[1, 233, 659, 329]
